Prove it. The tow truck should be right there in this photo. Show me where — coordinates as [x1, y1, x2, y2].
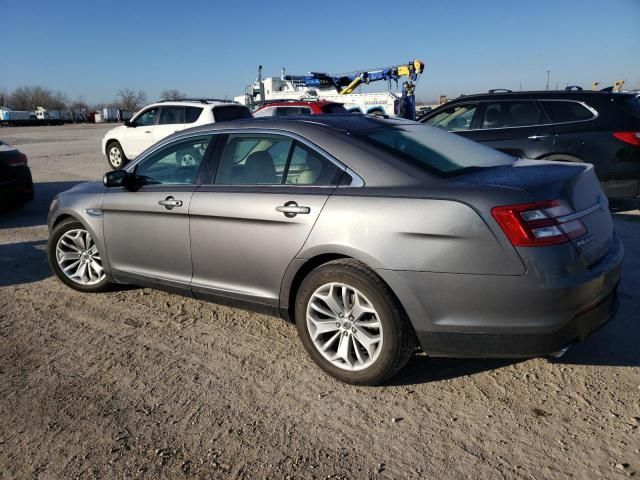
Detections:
[235, 60, 425, 120]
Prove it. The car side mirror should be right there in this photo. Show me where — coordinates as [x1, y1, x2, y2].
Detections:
[124, 120, 134, 127]
[103, 170, 128, 187]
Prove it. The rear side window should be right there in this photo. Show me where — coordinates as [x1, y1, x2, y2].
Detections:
[285, 144, 341, 185]
[321, 103, 347, 114]
[540, 101, 595, 123]
[275, 107, 312, 116]
[481, 101, 545, 128]
[212, 105, 252, 122]
[215, 134, 292, 185]
[159, 107, 185, 125]
[617, 96, 640, 119]
[185, 106, 203, 123]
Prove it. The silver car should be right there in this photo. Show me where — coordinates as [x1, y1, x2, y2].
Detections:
[47, 116, 623, 385]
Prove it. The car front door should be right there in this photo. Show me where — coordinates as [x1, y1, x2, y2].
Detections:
[154, 106, 186, 145]
[124, 107, 160, 158]
[188, 132, 344, 309]
[467, 101, 556, 158]
[102, 134, 214, 291]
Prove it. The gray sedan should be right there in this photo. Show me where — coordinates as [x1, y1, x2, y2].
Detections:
[47, 116, 622, 385]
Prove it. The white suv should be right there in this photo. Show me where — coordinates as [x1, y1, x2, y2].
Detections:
[101, 99, 252, 169]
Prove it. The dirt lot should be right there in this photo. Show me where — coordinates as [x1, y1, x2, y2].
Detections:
[1, 124, 639, 479]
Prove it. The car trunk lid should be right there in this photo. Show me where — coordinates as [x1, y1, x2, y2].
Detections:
[456, 159, 613, 267]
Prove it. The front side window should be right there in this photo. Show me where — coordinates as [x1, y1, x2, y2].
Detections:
[134, 135, 211, 185]
[424, 104, 477, 131]
[133, 108, 159, 127]
[213, 134, 342, 186]
[480, 101, 545, 129]
[540, 101, 595, 123]
[159, 106, 185, 125]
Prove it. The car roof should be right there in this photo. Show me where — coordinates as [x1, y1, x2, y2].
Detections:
[146, 100, 245, 109]
[179, 114, 412, 136]
[445, 90, 636, 102]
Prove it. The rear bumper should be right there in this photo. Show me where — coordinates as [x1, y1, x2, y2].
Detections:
[415, 288, 619, 357]
[377, 235, 624, 358]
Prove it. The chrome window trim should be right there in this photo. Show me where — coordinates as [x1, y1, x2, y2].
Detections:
[126, 127, 365, 187]
[427, 99, 599, 132]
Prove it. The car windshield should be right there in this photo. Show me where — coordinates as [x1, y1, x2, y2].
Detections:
[358, 124, 514, 176]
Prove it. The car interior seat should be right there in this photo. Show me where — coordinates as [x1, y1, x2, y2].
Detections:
[242, 151, 277, 184]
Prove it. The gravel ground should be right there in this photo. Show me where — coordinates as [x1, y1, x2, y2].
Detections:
[1, 124, 639, 479]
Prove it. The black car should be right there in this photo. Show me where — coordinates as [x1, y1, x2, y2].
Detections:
[0, 140, 34, 209]
[420, 90, 640, 198]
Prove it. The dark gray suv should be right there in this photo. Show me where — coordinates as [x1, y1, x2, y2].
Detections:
[421, 90, 640, 198]
[47, 116, 622, 385]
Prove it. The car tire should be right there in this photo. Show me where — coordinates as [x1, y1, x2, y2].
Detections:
[106, 141, 127, 170]
[48, 218, 111, 293]
[295, 259, 416, 385]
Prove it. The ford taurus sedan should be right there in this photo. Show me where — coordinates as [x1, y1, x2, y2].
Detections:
[47, 116, 622, 385]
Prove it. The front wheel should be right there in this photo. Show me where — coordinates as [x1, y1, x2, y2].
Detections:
[295, 259, 416, 385]
[48, 219, 111, 292]
[106, 141, 127, 170]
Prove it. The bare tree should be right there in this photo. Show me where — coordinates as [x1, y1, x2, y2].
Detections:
[160, 89, 186, 101]
[116, 89, 147, 111]
[8, 86, 67, 110]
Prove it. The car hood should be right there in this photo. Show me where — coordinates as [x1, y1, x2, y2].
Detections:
[104, 125, 127, 137]
[65, 180, 107, 194]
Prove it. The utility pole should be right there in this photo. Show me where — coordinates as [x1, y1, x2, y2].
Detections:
[546, 70, 551, 91]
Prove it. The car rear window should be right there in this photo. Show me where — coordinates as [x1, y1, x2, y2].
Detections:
[212, 105, 252, 122]
[321, 103, 347, 114]
[185, 106, 203, 123]
[539, 101, 595, 123]
[359, 124, 513, 176]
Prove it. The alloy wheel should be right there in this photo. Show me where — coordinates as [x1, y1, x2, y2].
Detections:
[56, 229, 105, 285]
[109, 146, 122, 168]
[306, 282, 383, 371]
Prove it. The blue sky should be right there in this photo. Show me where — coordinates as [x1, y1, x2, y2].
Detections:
[2, 0, 639, 104]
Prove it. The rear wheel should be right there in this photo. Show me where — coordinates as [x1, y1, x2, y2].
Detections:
[295, 259, 416, 385]
[106, 141, 127, 170]
[48, 219, 111, 292]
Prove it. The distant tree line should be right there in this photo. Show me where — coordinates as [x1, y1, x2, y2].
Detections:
[0, 86, 187, 112]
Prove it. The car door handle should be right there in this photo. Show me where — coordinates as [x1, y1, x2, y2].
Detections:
[528, 135, 549, 141]
[276, 201, 310, 218]
[145, 130, 152, 133]
[158, 196, 183, 210]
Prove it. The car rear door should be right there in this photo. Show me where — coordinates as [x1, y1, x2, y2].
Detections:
[102, 134, 214, 291]
[467, 100, 556, 158]
[188, 132, 345, 309]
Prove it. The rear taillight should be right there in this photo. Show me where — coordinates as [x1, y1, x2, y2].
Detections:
[5, 153, 28, 167]
[613, 131, 640, 147]
[491, 200, 587, 247]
